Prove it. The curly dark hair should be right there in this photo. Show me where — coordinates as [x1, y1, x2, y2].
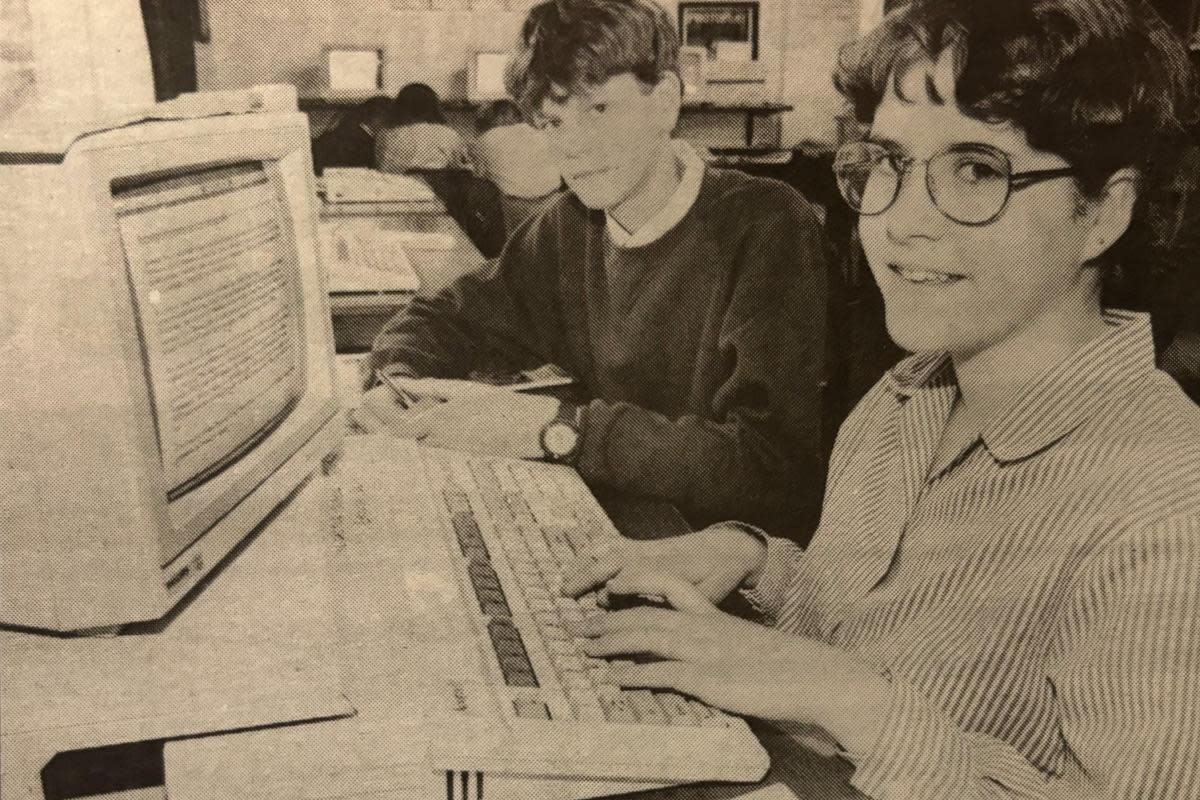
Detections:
[834, 0, 1198, 311]
[504, 0, 679, 116]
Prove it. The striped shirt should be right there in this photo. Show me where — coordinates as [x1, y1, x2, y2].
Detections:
[747, 310, 1200, 799]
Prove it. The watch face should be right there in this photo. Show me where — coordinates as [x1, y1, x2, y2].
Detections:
[544, 421, 580, 456]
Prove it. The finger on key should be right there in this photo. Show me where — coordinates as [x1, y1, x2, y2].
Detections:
[607, 571, 718, 615]
[559, 542, 623, 597]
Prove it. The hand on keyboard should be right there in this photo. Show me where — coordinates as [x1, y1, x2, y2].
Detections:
[570, 569, 895, 755]
[560, 524, 768, 606]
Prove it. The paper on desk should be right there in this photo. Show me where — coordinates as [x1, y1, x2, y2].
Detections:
[321, 221, 422, 293]
[320, 168, 439, 204]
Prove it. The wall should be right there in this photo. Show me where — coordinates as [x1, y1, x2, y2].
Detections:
[196, 0, 861, 149]
[778, 0, 860, 146]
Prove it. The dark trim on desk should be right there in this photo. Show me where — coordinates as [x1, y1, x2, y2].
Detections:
[0, 151, 65, 164]
[300, 95, 792, 115]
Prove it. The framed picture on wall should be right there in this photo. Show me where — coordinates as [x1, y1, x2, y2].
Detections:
[678, 2, 759, 62]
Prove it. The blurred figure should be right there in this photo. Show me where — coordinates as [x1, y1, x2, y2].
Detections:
[375, 83, 505, 257]
[472, 99, 563, 232]
[310, 96, 394, 175]
[375, 83, 470, 172]
[472, 100, 562, 200]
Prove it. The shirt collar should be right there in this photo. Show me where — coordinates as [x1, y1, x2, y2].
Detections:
[885, 310, 1157, 462]
[605, 140, 705, 248]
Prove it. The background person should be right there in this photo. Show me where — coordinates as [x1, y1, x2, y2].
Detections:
[362, 0, 832, 539]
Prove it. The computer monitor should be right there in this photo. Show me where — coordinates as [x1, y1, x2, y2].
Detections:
[0, 111, 343, 632]
[324, 46, 383, 93]
[468, 51, 511, 104]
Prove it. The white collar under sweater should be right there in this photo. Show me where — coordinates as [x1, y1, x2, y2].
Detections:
[605, 140, 706, 249]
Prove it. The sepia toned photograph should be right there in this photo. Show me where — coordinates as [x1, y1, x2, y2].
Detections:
[3, 0, 1200, 799]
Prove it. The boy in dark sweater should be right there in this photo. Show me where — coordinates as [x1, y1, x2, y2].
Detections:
[362, 0, 829, 539]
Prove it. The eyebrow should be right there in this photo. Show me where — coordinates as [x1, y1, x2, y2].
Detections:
[862, 135, 907, 153]
[863, 136, 1012, 158]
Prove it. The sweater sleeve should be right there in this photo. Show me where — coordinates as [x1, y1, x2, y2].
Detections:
[576, 187, 829, 536]
[845, 513, 1200, 800]
[368, 209, 558, 381]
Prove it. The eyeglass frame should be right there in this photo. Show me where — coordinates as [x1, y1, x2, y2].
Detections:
[832, 139, 1078, 227]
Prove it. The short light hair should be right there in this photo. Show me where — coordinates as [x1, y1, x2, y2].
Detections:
[505, 0, 679, 114]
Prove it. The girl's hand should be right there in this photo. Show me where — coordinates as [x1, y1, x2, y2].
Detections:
[559, 524, 768, 605]
[571, 571, 894, 754]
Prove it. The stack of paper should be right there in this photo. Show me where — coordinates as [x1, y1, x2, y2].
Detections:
[320, 221, 422, 293]
[320, 168, 439, 204]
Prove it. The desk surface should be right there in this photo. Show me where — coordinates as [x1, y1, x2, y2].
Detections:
[0, 432, 856, 799]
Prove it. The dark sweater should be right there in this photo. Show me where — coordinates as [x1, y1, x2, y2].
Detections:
[371, 167, 830, 539]
[310, 122, 375, 175]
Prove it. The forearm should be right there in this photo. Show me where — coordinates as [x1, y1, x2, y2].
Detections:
[577, 400, 822, 532]
[370, 294, 482, 379]
[370, 273, 547, 382]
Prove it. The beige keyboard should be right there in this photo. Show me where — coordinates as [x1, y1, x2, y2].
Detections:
[333, 437, 770, 790]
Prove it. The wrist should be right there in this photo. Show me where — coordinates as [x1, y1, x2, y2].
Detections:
[817, 664, 894, 756]
[539, 401, 585, 465]
[708, 523, 768, 589]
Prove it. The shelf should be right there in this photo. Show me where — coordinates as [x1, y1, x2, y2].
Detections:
[299, 96, 792, 145]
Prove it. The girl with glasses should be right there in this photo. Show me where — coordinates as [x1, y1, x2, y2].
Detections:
[560, 1, 1200, 797]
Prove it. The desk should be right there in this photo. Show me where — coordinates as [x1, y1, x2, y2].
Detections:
[325, 205, 489, 353]
[0, 435, 858, 799]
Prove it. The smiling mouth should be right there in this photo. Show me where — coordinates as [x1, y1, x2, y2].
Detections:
[889, 263, 967, 285]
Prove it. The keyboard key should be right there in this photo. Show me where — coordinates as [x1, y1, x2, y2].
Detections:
[656, 693, 699, 726]
[451, 513, 489, 559]
[564, 525, 596, 553]
[502, 664, 538, 687]
[468, 563, 511, 616]
[488, 619, 538, 687]
[442, 490, 472, 515]
[599, 693, 639, 724]
[513, 697, 552, 719]
[624, 690, 668, 725]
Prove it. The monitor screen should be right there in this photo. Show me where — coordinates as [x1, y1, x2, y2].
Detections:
[327, 48, 382, 92]
[114, 163, 306, 506]
[471, 52, 510, 103]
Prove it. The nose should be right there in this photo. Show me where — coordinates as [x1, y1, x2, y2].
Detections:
[546, 115, 594, 161]
[885, 163, 943, 243]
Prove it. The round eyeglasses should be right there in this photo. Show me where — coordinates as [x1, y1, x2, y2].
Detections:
[832, 140, 1077, 226]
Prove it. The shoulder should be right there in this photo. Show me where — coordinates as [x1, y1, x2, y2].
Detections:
[1088, 372, 1200, 511]
[503, 190, 596, 257]
[698, 167, 822, 230]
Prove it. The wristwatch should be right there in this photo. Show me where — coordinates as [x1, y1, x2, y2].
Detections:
[540, 402, 584, 464]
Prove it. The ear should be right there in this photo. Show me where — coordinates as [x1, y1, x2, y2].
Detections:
[1081, 168, 1138, 263]
[650, 72, 682, 135]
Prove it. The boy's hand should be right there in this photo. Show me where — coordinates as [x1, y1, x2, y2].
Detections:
[415, 389, 559, 460]
[358, 378, 560, 460]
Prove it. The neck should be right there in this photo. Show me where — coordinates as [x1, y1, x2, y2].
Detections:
[609, 139, 682, 234]
[951, 292, 1108, 424]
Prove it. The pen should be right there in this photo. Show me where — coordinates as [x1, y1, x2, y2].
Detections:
[375, 369, 422, 409]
